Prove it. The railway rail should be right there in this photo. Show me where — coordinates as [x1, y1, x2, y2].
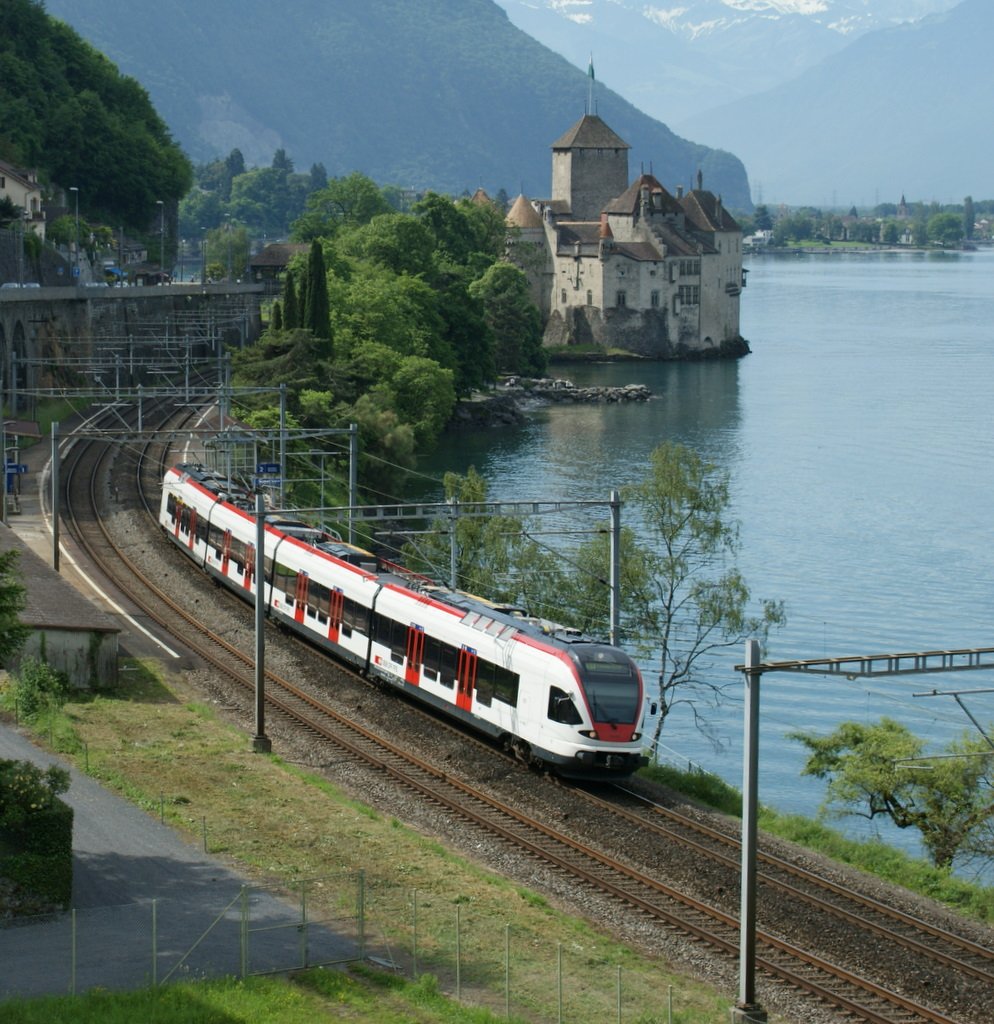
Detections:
[51, 409, 993, 1024]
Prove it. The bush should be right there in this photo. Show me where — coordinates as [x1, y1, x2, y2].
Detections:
[9, 658, 72, 719]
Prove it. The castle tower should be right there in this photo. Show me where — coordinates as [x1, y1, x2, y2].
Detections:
[551, 115, 630, 221]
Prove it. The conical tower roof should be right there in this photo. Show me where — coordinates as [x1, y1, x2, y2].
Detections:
[506, 194, 543, 229]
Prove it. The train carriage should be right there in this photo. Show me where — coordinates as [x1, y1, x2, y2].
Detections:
[160, 463, 648, 778]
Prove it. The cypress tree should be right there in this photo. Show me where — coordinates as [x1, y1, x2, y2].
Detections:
[282, 269, 299, 329]
[304, 239, 332, 350]
[270, 299, 283, 332]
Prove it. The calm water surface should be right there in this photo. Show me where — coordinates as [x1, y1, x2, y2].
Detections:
[417, 250, 994, 867]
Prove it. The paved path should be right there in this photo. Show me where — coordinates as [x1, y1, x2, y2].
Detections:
[0, 725, 355, 1000]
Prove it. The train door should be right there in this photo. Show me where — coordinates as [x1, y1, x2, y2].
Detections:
[187, 507, 198, 551]
[173, 499, 183, 540]
[405, 625, 425, 686]
[294, 572, 308, 625]
[456, 646, 477, 712]
[328, 588, 344, 643]
[243, 543, 255, 592]
[221, 529, 232, 575]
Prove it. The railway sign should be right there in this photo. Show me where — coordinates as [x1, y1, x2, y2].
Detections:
[5, 463, 28, 474]
[256, 462, 280, 475]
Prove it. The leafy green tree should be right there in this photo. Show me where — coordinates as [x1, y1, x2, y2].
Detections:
[0, 549, 29, 664]
[791, 718, 994, 870]
[882, 221, 900, 245]
[413, 192, 475, 263]
[926, 212, 962, 245]
[753, 204, 773, 231]
[292, 172, 392, 241]
[387, 356, 456, 449]
[468, 262, 546, 376]
[336, 213, 436, 276]
[623, 443, 784, 750]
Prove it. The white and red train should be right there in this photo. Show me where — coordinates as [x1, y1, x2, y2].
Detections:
[160, 463, 649, 778]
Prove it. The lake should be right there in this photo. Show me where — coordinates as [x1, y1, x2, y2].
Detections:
[415, 249, 994, 870]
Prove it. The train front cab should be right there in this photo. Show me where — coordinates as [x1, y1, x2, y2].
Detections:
[559, 645, 647, 777]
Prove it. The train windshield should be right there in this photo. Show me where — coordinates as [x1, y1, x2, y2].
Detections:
[574, 647, 640, 725]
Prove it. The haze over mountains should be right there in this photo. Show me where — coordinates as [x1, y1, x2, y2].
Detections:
[42, 0, 751, 209]
[496, 0, 983, 205]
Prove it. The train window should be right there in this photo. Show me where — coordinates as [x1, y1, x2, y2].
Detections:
[422, 635, 453, 687]
[372, 613, 406, 662]
[475, 662, 494, 707]
[273, 562, 296, 597]
[342, 596, 367, 637]
[166, 493, 178, 518]
[493, 664, 519, 707]
[209, 523, 226, 558]
[548, 686, 582, 725]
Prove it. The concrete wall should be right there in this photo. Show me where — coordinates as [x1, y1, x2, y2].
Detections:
[13, 628, 119, 690]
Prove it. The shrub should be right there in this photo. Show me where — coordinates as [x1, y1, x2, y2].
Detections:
[10, 658, 72, 719]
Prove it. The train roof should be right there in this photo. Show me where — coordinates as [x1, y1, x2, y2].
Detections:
[168, 463, 606, 648]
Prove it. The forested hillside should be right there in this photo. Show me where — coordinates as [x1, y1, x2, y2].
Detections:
[0, 0, 191, 227]
[42, 0, 751, 209]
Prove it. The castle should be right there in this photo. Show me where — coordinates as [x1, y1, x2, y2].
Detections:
[506, 115, 748, 359]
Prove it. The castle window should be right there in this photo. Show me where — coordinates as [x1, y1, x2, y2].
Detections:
[561, 289, 567, 304]
[616, 290, 627, 307]
[586, 290, 593, 306]
[650, 290, 659, 308]
[678, 285, 699, 306]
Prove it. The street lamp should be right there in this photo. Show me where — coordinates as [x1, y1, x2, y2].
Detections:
[156, 200, 165, 283]
[200, 227, 207, 284]
[68, 186, 79, 283]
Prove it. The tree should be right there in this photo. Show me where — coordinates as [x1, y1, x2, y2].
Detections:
[622, 443, 784, 751]
[282, 268, 300, 329]
[291, 172, 392, 241]
[963, 196, 975, 241]
[791, 718, 994, 870]
[468, 262, 546, 376]
[0, 549, 28, 663]
[926, 212, 962, 246]
[303, 240, 331, 347]
[753, 204, 772, 231]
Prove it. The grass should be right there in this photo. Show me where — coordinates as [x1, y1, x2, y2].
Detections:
[0, 660, 739, 1023]
[0, 969, 537, 1024]
[641, 761, 994, 923]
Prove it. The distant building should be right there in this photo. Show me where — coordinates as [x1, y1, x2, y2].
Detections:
[0, 159, 45, 241]
[506, 115, 748, 359]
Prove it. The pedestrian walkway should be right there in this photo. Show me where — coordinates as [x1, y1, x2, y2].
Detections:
[0, 725, 357, 999]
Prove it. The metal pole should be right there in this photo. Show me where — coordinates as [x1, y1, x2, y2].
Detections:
[51, 423, 60, 572]
[449, 496, 458, 590]
[69, 186, 79, 283]
[348, 422, 358, 545]
[734, 639, 767, 1022]
[279, 383, 286, 509]
[609, 489, 621, 646]
[157, 199, 165, 280]
[252, 492, 271, 753]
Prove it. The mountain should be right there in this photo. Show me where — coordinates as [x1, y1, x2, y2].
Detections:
[680, 0, 992, 205]
[492, 0, 960, 124]
[41, 0, 751, 209]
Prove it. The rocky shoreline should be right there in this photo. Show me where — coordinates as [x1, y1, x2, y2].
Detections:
[447, 377, 651, 430]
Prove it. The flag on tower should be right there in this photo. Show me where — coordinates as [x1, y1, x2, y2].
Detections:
[588, 55, 595, 81]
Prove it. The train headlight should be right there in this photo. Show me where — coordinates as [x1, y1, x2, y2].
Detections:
[578, 729, 599, 740]
[632, 732, 641, 741]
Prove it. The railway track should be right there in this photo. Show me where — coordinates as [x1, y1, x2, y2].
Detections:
[53, 412, 992, 1023]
